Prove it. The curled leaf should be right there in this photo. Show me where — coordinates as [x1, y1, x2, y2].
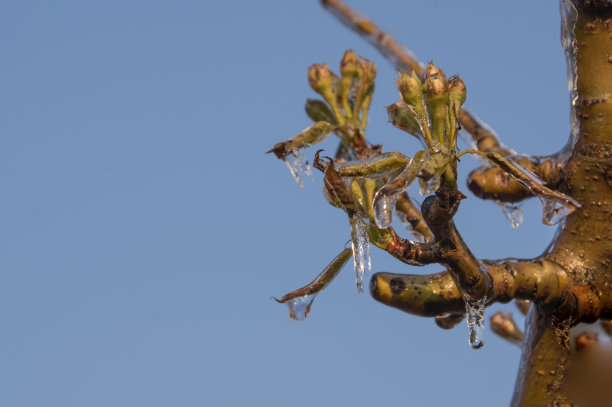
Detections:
[336, 151, 410, 178]
[386, 101, 422, 137]
[267, 121, 335, 159]
[273, 248, 353, 320]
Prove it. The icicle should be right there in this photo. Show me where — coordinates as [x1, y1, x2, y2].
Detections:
[418, 175, 441, 196]
[349, 215, 371, 294]
[560, 0, 580, 151]
[284, 294, 317, 321]
[541, 197, 572, 225]
[373, 194, 395, 229]
[464, 295, 486, 350]
[284, 147, 313, 188]
[495, 200, 524, 228]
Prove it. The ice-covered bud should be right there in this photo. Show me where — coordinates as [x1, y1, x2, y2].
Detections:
[308, 63, 334, 95]
[340, 50, 358, 79]
[448, 75, 467, 117]
[396, 71, 422, 106]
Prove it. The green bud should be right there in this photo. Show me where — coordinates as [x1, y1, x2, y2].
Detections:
[424, 62, 448, 103]
[308, 63, 334, 95]
[340, 50, 358, 79]
[396, 71, 422, 106]
[448, 75, 467, 117]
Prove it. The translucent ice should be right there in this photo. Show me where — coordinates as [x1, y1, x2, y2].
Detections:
[284, 147, 313, 188]
[284, 294, 317, 321]
[496, 201, 524, 228]
[464, 295, 486, 350]
[349, 215, 371, 294]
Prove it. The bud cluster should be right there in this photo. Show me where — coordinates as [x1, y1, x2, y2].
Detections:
[391, 62, 466, 150]
[306, 50, 377, 136]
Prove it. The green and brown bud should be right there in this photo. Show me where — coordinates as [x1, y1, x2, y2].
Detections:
[396, 71, 423, 106]
[308, 63, 335, 95]
[424, 62, 448, 103]
[448, 75, 467, 117]
[340, 50, 359, 79]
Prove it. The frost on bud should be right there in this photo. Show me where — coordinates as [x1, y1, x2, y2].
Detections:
[448, 75, 467, 117]
[396, 71, 423, 107]
[340, 50, 359, 79]
[308, 63, 334, 95]
[305, 99, 337, 124]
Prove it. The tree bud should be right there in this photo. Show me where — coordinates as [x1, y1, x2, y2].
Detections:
[340, 50, 358, 79]
[308, 63, 334, 95]
[396, 71, 422, 106]
[448, 75, 467, 116]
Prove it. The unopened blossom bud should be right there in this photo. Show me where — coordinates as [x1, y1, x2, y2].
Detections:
[308, 63, 334, 95]
[396, 71, 422, 106]
[448, 75, 467, 117]
[340, 50, 358, 79]
[424, 63, 448, 102]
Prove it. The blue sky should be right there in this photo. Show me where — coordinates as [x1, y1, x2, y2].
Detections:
[1, 1, 569, 405]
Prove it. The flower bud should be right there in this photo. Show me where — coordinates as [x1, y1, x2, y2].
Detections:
[448, 75, 467, 117]
[396, 71, 422, 106]
[340, 50, 358, 79]
[308, 63, 334, 95]
[424, 63, 448, 102]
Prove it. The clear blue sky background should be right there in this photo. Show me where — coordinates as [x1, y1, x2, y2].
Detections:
[1, 1, 570, 406]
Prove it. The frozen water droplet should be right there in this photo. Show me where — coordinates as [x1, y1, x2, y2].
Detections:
[284, 294, 317, 321]
[284, 148, 313, 188]
[541, 197, 572, 225]
[495, 201, 523, 228]
[349, 215, 371, 294]
[373, 194, 395, 229]
[419, 175, 440, 196]
[464, 295, 486, 350]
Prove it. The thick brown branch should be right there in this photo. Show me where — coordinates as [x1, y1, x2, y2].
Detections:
[370, 270, 464, 317]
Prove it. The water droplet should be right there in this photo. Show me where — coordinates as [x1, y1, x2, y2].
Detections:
[284, 147, 313, 188]
[373, 194, 395, 229]
[418, 175, 440, 196]
[349, 215, 371, 294]
[495, 201, 523, 228]
[284, 294, 317, 321]
[464, 295, 486, 350]
[541, 197, 572, 225]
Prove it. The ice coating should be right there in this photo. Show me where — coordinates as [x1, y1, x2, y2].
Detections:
[373, 194, 394, 229]
[464, 295, 486, 350]
[349, 215, 371, 294]
[284, 294, 317, 321]
[496, 201, 524, 229]
[560, 0, 579, 151]
[284, 147, 313, 188]
[419, 175, 441, 196]
[541, 196, 572, 226]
